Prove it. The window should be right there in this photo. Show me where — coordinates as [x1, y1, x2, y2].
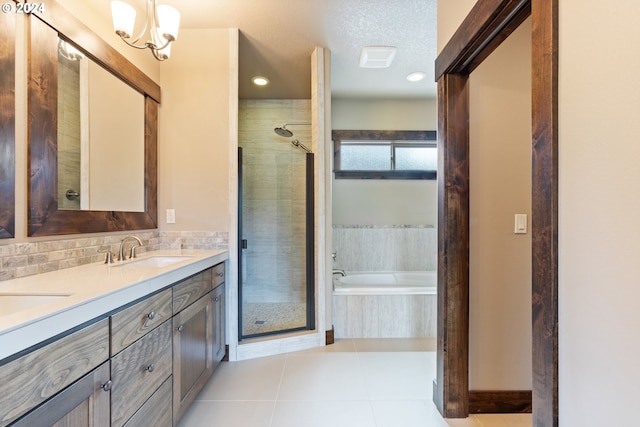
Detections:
[332, 130, 437, 179]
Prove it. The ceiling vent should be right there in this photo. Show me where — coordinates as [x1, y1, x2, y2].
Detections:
[359, 46, 397, 68]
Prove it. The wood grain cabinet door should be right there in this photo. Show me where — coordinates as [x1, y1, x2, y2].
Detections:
[10, 361, 111, 427]
[0, 319, 109, 426]
[172, 293, 214, 424]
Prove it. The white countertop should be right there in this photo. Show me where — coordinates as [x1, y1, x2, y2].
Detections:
[0, 249, 228, 361]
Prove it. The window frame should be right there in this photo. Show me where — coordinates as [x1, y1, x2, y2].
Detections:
[332, 130, 437, 180]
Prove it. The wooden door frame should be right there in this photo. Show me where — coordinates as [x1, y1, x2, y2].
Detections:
[433, 1, 558, 426]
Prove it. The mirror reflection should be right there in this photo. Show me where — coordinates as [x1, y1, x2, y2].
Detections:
[57, 38, 145, 212]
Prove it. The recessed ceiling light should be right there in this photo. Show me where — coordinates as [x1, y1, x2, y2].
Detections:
[407, 72, 426, 82]
[252, 76, 269, 86]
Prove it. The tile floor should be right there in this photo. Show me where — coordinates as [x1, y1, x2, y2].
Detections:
[177, 338, 532, 427]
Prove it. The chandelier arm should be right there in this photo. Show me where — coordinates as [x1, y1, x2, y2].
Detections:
[148, 34, 174, 51]
[150, 48, 168, 61]
[118, 34, 152, 50]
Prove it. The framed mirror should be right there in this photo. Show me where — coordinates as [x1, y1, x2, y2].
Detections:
[28, 0, 160, 236]
[0, 11, 16, 238]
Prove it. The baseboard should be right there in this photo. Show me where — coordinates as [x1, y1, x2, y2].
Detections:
[468, 390, 532, 414]
[325, 327, 335, 345]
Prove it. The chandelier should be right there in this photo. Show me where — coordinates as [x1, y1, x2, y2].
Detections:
[110, 0, 180, 61]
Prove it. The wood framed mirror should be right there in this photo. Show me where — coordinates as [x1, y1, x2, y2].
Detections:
[27, 0, 160, 236]
[0, 11, 16, 238]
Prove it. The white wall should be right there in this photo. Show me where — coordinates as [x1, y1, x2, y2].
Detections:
[159, 29, 236, 233]
[331, 98, 437, 226]
[559, 1, 640, 425]
[468, 19, 532, 390]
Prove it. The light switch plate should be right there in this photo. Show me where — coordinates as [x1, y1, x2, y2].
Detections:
[166, 209, 176, 224]
[514, 214, 527, 234]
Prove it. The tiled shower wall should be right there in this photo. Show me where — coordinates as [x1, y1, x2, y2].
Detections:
[239, 99, 311, 304]
[332, 225, 437, 272]
[0, 231, 228, 282]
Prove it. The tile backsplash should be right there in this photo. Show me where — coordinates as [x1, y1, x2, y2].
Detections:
[0, 231, 229, 282]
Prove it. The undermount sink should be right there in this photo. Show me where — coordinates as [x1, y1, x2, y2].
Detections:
[115, 256, 193, 268]
[0, 293, 72, 316]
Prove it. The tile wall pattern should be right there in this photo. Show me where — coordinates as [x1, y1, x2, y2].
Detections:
[0, 231, 228, 282]
[239, 99, 311, 304]
[332, 225, 437, 272]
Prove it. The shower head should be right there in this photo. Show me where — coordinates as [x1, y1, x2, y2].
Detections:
[274, 126, 294, 138]
[274, 123, 311, 138]
[291, 139, 311, 153]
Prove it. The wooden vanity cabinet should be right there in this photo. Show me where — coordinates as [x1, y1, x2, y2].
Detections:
[172, 292, 214, 423]
[111, 319, 173, 427]
[172, 262, 225, 424]
[122, 377, 173, 427]
[0, 318, 110, 427]
[10, 362, 111, 427]
[111, 288, 173, 356]
[1, 262, 226, 427]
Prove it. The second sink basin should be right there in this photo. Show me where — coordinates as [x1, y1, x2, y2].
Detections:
[115, 256, 193, 268]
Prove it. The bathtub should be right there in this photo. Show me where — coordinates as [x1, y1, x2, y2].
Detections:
[332, 270, 437, 338]
[333, 271, 436, 296]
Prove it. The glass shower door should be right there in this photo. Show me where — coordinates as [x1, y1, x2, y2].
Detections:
[238, 147, 314, 339]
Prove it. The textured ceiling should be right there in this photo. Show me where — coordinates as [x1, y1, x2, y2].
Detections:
[109, 0, 438, 99]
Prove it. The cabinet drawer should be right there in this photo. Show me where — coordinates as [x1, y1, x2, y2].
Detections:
[111, 288, 173, 355]
[123, 376, 172, 427]
[111, 320, 173, 427]
[213, 262, 225, 287]
[10, 361, 111, 427]
[173, 269, 212, 313]
[0, 318, 109, 426]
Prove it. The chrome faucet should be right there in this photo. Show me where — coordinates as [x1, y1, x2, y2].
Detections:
[332, 269, 346, 277]
[118, 235, 144, 261]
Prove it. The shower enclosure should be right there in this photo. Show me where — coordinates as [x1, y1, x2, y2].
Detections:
[237, 100, 315, 340]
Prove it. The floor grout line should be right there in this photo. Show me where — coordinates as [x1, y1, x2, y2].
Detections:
[267, 352, 289, 426]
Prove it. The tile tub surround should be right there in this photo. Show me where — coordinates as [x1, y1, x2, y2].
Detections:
[0, 231, 229, 282]
[333, 294, 436, 339]
[332, 225, 437, 272]
[0, 248, 228, 360]
[331, 226, 437, 339]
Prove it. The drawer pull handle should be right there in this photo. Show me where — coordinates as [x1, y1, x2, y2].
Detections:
[217, 272, 224, 278]
[177, 324, 184, 332]
[214, 297, 220, 302]
[145, 364, 155, 373]
[102, 380, 113, 392]
[147, 311, 156, 320]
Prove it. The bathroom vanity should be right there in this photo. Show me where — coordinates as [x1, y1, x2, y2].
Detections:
[0, 250, 227, 427]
